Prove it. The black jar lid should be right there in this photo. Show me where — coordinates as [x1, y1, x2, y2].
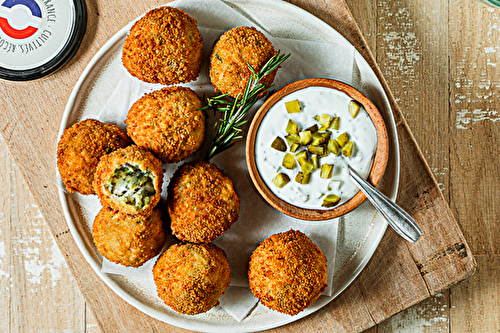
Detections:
[0, 0, 86, 81]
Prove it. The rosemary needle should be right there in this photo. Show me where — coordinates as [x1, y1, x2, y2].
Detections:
[202, 50, 290, 161]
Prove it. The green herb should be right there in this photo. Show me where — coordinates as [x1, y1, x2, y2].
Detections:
[201, 50, 291, 161]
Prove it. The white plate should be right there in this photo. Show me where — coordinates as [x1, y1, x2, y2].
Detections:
[58, 0, 400, 331]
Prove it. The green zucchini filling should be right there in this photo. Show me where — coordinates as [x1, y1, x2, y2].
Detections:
[107, 163, 155, 209]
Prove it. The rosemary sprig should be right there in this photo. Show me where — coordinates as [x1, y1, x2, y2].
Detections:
[202, 50, 290, 161]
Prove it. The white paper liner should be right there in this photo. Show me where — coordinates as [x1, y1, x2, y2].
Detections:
[54, 0, 359, 322]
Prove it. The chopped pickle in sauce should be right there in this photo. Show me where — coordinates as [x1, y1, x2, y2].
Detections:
[330, 117, 340, 130]
[286, 119, 299, 135]
[290, 142, 300, 153]
[272, 173, 290, 188]
[285, 134, 301, 146]
[304, 124, 319, 133]
[320, 164, 333, 179]
[285, 99, 301, 113]
[295, 150, 308, 162]
[348, 100, 361, 118]
[299, 131, 312, 145]
[282, 153, 296, 169]
[307, 145, 324, 156]
[336, 132, 349, 147]
[300, 159, 314, 174]
[328, 139, 340, 155]
[295, 172, 311, 184]
[342, 141, 354, 158]
[322, 194, 341, 208]
[262, 94, 370, 209]
[271, 136, 287, 152]
[311, 155, 320, 169]
[319, 144, 329, 158]
[322, 131, 332, 140]
[318, 114, 332, 131]
[311, 132, 327, 146]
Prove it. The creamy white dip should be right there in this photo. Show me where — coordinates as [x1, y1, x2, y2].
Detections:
[255, 86, 377, 209]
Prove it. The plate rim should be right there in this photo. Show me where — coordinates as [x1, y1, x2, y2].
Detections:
[57, 0, 399, 331]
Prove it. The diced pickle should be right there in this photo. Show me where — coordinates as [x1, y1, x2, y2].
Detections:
[272, 173, 290, 188]
[300, 159, 314, 174]
[320, 164, 334, 179]
[348, 100, 361, 118]
[285, 134, 301, 146]
[336, 132, 350, 147]
[311, 155, 320, 169]
[342, 141, 354, 158]
[322, 131, 332, 139]
[299, 131, 312, 145]
[295, 172, 311, 184]
[311, 132, 327, 146]
[286, 119, 299, 135]
[305, 124, 319, 133]
[318, 114, 332, 131]
[330, 117, 340, 130]
[308, 145, 324, 156]
[290, 142, 300, 153]
[271, 136, 287, 152]
[295, 150, 308, 162]
[328, 139, 340, 155]
[319, 144, 329, 158]
[322, 194, 341, 207]
[285, 100, 301, 113]
[282, 153, 296, 169]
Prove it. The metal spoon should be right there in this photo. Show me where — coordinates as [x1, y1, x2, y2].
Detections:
[348, 165, 423, 243]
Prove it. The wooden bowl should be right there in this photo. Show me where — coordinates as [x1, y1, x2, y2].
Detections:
[245, 78, 389, 221]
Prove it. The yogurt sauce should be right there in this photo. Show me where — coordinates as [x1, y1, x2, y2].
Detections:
[255, 86, 378, 210]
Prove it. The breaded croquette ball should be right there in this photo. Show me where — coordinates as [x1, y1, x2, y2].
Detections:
[93, 145, 163, 217]
[153, 243, 231, 315]
[248, 229, 328, 315]
[57, 119, 129, 195]
[125, 87, 205, 164]
[209, 26, 277, 98]
[122, 7, 203, 85]
[92, 207, 165, 267]
[167, 160, 240, 243]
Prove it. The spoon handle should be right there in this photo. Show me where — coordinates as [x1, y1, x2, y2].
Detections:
[348, 165, 423, 243]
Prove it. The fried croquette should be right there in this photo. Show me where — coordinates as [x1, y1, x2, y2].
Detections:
[57, 119, 129, 195]
[125, 87, 205, 164]
[153, 242, 231, 315]
[167, 160, 240, 243]
[92, 206, 165, 267]
[93, 145, 163, 217]
[248, 229, 328, 316]
[122, 7, 203, 85]
[209, 26, 277, 98]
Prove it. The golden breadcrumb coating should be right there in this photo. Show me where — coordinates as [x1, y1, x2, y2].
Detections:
[92, 207, 165, 267]
[153, 243, 231, 315]
[125, 87, 205, 164]
[248, 229, 328, 315]
[209, 26, 277, 98]
[93, 145, 163, 217]
[167, 160, 240, 243]
[122, 6, 203, 85]
[57, 119, 129, 195]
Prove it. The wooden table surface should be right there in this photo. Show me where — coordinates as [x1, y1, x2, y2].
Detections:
[1, 0, 498, 332]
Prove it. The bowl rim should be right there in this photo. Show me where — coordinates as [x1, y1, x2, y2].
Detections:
[245, 78, 390, 221]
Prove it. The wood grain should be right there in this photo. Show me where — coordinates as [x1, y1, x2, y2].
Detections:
[0, 0, 492, 332]
[0, 134, 99, 332]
